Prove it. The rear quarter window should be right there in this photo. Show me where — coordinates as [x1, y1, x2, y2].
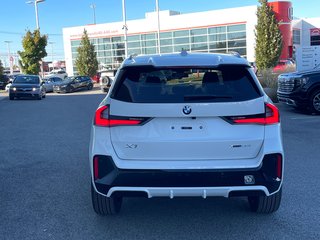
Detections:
[112, 65, 261, 103]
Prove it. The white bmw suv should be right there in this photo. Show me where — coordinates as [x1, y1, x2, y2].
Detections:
[89, 52, 283, 215]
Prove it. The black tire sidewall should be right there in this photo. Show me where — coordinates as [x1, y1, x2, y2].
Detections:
[67, 86, 73, 93]
[309, 90, 320, 113]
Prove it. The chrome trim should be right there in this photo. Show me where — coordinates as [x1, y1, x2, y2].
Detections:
[278, 96, 297, 106]
[278, 77, 294, 93]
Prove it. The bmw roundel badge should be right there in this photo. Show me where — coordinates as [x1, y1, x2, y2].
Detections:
[183, 105, 192, 115]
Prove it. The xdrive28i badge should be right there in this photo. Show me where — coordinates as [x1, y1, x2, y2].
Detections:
[183, 105, 192, 115]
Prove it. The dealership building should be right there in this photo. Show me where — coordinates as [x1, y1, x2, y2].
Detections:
[62, 1, 319, 76]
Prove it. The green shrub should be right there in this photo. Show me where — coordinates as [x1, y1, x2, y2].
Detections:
[258, 66, 296, 102]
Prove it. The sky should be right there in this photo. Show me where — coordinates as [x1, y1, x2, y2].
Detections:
[0, 0, 319, 66]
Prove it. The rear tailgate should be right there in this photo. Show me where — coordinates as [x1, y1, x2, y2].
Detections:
[109, 97, 265, 160]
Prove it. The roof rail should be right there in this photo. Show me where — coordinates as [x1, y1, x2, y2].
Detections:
[228, 51, 242, 58]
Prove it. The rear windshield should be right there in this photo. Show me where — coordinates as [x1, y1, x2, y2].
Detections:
[112, 66, 261, 103]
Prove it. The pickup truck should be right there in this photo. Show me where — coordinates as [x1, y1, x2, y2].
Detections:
[277, 68, 320, 113]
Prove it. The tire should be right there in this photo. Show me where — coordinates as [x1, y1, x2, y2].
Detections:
[37, 94, 42, 100]
[42, 93, 46, 98]
[309, 89, 320, 114]
[91, 183, 122, 215]
[102, 77, 110, 86]
[87, 84, 93, 90]
[66, 86, 74, 93]
[9, 95, 14, 100]
[248, 188, 282, 213]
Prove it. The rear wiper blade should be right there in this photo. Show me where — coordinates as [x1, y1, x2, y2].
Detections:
[184, 95, 233, 101]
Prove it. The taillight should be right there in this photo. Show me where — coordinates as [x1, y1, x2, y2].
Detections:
[94, 105, 146, 127]
[229, 103, 280, 125]
[94, 105, 109, 127]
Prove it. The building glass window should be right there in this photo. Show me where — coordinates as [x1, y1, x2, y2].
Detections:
[208, 26, 226, 34]
[160, 32, 172, 39]
[227, 24, 246, 32]
[228, 39, 246, 48]
[128, 48, 141, 55]
[227, 32, 246, 40]
[70, 23, 247, 73]
[190, 28, 207, 36]
[71, 40, 81, 46]
[141, 40, 157, 47]
[293, 30, 301, 44]
[209, 34, 227, 42]
[127, 35, 140, 42]
[209, 41, 227, 50]
[141, 33, 156, 40]
[174, 44, 190, 52]
[160, 46, 173, 53]
[142, 47, 157, 54]
[174, 37, 189, 45]
[191, 35, 207, 43]
[90, 39, 97, 44]
[173, 30, 189, 37]
[112, 36, 123, 43]
[128, 42, 140, 48]
[191, 43, 208, 51]
[311, 36, 320, 46]
[160, 39, 173, 46]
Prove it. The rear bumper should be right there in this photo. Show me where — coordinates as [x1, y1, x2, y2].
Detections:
[93, 154, 283, 198]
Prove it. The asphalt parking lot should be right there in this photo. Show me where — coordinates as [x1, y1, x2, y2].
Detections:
[0, 90, 319, 240]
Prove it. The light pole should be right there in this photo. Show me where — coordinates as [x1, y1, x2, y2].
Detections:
[156, 0, 161, 54]
[90, 3, 96, 24]
[26, 0, 45, 30]
[4, 41, 13, 74]
[122, 0, 128, 58]
[49, 42, 54, 70]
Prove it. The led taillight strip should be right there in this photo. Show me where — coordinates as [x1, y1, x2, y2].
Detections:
[232, 103, 280, 125]
[94, 105, 143, 127]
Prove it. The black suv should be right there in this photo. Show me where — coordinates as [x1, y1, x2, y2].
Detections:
[53, 76, 93, 93]
[277, 69, 320, 113]
[0, 75, 9, 90]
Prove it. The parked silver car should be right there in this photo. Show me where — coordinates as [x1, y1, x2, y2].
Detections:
[43, 77, 63, 92]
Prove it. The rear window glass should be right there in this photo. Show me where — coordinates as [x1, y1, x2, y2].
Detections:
[112, 66, 261, 103]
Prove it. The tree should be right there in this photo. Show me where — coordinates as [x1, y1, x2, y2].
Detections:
[18, 30, 47, 75]
[0, 60, 3, 75]
[75, 30, 98, 77]
[255, 0, 283, 70]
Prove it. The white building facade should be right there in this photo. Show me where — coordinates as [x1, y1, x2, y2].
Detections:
[292, 17, 320, 47]
[62, 1, 319, 76]
[63, 6, 258, 76]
